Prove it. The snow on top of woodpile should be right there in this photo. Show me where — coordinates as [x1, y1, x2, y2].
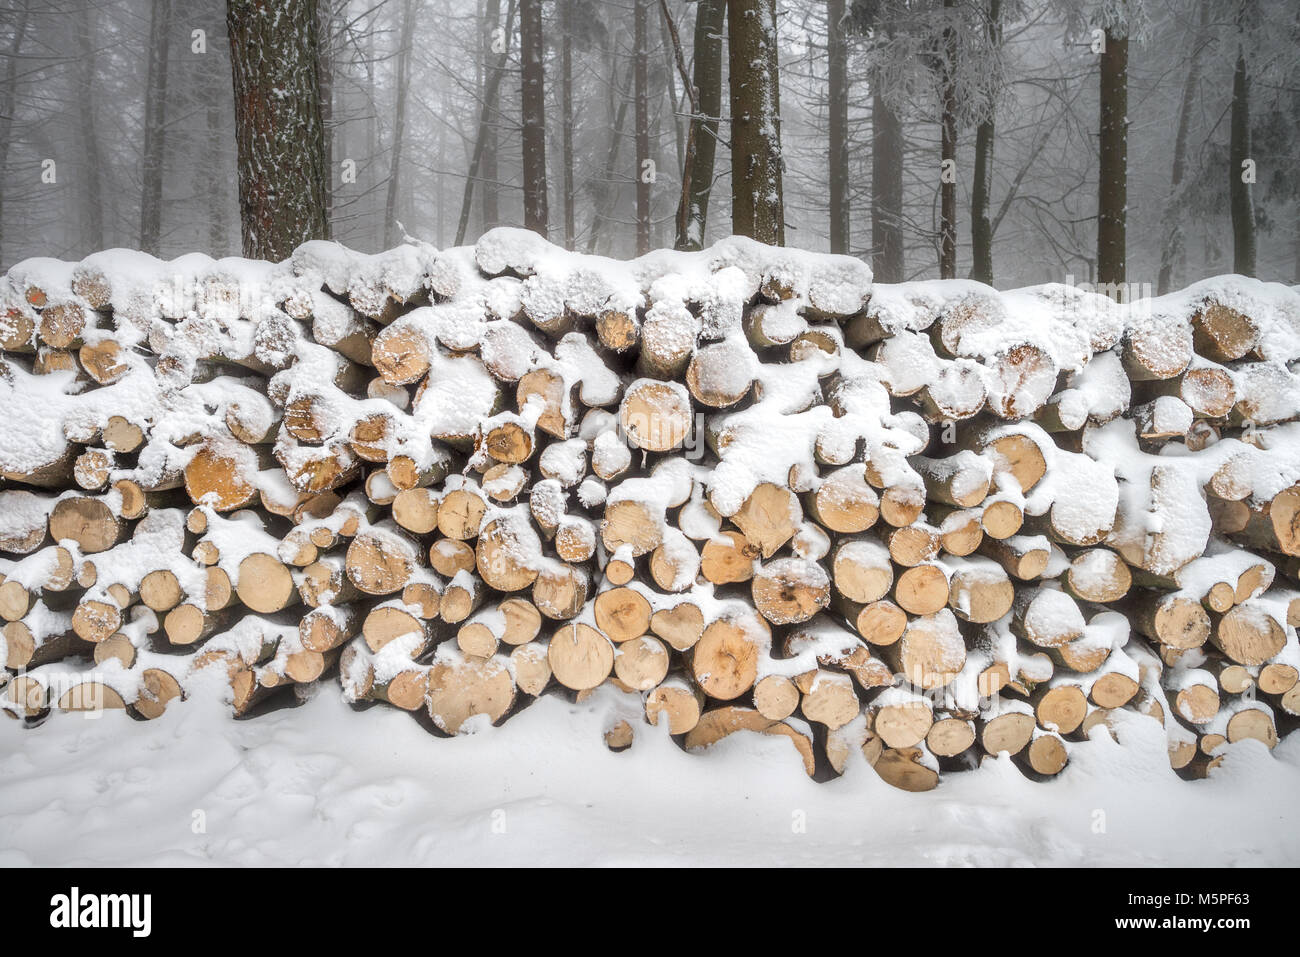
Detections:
[5, 227, 1300, 596]
[10, 229, 1300, 367]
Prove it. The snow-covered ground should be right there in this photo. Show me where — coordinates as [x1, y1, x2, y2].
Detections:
[1, 685, 1296, 867]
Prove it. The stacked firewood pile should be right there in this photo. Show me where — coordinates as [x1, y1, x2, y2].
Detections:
[2, 228, 1299, 790]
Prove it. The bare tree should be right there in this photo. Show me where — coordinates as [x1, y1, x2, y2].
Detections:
[728, 0, 785, 244]
[385, 0, 417, 248]
[658, 5, 685, 175]
[0, 2, 27, 264]
[317, 0, 338, 230]
[1156, 0, 1209, 294]
[140, 0, 173, 254]
[828, 0, 850, 254]
[480, 0, 503, 232]
[853, 0, 906, 281]
[1097, 18, 1128, 288]
[872, 93, 905, 280]
[227, 0, 330, 260]
[1230, 1, 1256, 276]
[560, 0, 576, 249]
[933, 0, 957, 277]
[206, 90, 228, 254]
[635, 0, 652, 254]
[520, 0, 549, 235]
[970, 0, 1001, 284]
[77, 2, 104, 252]
[456, 0, 519, 246]
[676, 0, 723, 250]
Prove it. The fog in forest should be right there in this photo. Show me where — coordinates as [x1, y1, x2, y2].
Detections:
[1, 0, 1296, 291]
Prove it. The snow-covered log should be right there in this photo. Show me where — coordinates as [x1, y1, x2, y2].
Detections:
[7, 235, 1300, 787]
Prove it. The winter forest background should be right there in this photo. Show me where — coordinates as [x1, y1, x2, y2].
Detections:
[0, 0, 1296, 291]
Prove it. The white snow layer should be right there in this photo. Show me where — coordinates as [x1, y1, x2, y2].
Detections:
[1, 686, 1297, 867]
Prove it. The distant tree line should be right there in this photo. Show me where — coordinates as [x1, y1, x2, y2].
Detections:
[0, 0, 1295, 292]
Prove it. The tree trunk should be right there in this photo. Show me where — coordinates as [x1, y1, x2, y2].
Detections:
[677, 0, 723, 250]
[0, 2, 28, 264]
[481, 0, 502, 232]
[728, 0, 784, 245]
[651, 19, 667, 250]
[827, 0, 849, 254]
[560, 0, 576, 249]
[363, 26, 376, 245]
[207, 93, 227, 254]
[317, 0, 335, 232]
[660, 0, 696, 250]
[436, 92, 448, 244]
[202, 6, 229, 256]
[1156, 1, 1209, 294]
[872, 89, 904, 281]
[227, 0, 330, 260]
[384, 0, 416, 249]
[938, 0, 957, 279]
[970, 121, 993, 284]
[659, 6, 685, 177]
[77, 3, 104, 252]
[1097, 27, 1128, 292]
[1230, 39, 1256, 277]
[140, 0, 173, 255]
[519, 0, 549, 235]
[635, 0, 652, 254]
[970, 0, 1000, 285]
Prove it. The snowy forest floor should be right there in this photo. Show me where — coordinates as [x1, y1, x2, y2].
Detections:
[2, 687, 1298, 867]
